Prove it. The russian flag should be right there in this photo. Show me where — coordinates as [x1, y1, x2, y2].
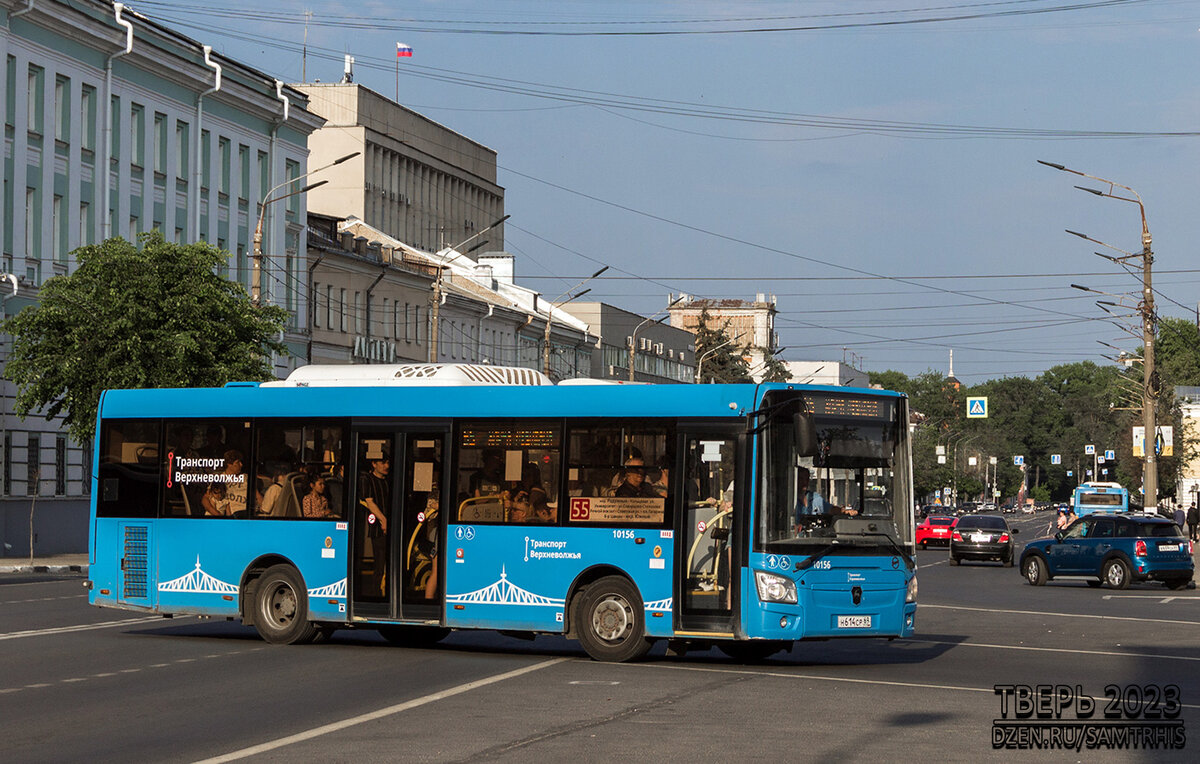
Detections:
[396, 42, 413, 58]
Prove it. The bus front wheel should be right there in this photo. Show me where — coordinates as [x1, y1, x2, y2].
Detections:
[573, 576, 652, 662]
[253, 565, 320, 645]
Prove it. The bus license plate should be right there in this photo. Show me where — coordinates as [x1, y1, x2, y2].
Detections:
[837, 615, 872, 629]
[1159, 544, 1179, 552]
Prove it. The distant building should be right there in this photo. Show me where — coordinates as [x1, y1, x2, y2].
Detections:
[667, 293, 778, 380]
[568, 302, 695, 383]
[294, 81, 504, 254]
[0, 0, 321, 556]
[784, 361, 869, 388]
[946, 349, 962, 389]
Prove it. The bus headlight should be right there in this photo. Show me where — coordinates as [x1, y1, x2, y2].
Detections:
[906, 574, 918, 604]
[755, 571, 797, 604]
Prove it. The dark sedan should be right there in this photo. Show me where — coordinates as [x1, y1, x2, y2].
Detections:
[949, 514, 1018, 566]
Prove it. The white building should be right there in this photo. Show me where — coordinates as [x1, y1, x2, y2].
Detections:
[0, 0, 322, 555]
[784, 361, 870, 388]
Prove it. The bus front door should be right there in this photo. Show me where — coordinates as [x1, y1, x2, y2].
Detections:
[350, 429, 446, 622]
[676, 430, 741, 636]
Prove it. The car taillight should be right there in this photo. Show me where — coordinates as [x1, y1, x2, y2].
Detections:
[1190, 540, 1194, 556]
[952, 531, 962, 541]
[999, 533, 1010, 543]
[1135, 539, 1147, 557]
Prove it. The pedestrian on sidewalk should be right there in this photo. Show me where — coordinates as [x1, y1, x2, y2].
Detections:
[1188, 502, 1199, 542]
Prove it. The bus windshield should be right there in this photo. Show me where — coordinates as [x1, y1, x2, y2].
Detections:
[757, 390, 912, 555]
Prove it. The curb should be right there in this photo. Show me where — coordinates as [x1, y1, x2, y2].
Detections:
[0, 564, 88, 575]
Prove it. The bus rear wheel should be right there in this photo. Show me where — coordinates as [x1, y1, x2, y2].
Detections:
[574, 576, 652, 662]
[253, 565, 319, 645]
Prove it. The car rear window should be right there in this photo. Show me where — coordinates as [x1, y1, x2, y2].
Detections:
[1138, 523, 1184, 538]
[956, 515, 1006, 530]
[931, 517, 954, 526]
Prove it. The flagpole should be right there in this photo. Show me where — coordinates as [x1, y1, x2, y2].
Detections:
[395, 51, 399, 102]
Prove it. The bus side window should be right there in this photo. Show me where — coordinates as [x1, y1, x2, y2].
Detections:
[97, 420, 162, 519]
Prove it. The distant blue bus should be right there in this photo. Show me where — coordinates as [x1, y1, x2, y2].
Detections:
[1072, 482, 1130, 517]
[86, 364, 917, 661]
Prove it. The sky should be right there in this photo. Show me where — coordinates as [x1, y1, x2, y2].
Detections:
[130, 0, 1200, 382]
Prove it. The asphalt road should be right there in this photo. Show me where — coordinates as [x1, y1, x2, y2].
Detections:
[2, 511, 1197, 763]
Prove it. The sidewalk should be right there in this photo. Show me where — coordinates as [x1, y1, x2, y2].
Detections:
[0, 554, 89, 574]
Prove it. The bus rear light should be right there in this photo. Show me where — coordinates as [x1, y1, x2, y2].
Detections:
[1135, 540, 1148, 557]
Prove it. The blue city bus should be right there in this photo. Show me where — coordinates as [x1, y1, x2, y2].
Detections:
[86, 364, 917, 662]
[1071, 481, 1130, 517]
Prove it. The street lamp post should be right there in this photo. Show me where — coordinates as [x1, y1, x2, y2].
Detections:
[253, 151, 360, 306]
[542, 266, 608, 377]
[428, 214, 510, 363]
[1040, 160, 1158, 510]
[628, 295, 685, 381]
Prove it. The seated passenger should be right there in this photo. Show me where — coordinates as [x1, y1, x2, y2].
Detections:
[302, 475, 333, 519]
[614, 457, 660, 499]
[515, 462, 554, 523]
[202, 482, 230, 517]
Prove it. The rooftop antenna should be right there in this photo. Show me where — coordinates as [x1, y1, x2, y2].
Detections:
[340, 54, 354, 84]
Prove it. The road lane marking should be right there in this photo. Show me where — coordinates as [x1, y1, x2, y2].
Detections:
[0, 615, 167, 641]
[903, 638, 1200, 663]
[2, 646, 267, 696]
[194, 658, 569, 763]
[920, 603, 1200, 626]
[615, 662, 1200, 711]
[0, 594, 87, 605]
[918, 559, 948, 569]
[1102, 595, 1200, 603]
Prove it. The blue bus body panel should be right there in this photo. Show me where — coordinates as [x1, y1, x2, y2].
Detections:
[745, 552, 915, 640]
[444, 524, 676, 637]
[90, 518, 349, 621]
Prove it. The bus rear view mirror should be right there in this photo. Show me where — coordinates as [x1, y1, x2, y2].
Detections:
[794, 412, 818, 457]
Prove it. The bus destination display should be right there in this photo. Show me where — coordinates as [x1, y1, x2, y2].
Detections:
[809, 396, 891, 420]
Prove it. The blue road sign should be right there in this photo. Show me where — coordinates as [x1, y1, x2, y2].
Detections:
[1104, 449, 1115, 460]
[1051, 454, 1061, 465]
[966, 397, 988, 418]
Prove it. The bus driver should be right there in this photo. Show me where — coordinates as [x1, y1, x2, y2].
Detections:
[795, 466, 858, 529]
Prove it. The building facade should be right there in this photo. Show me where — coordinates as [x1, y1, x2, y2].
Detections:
[784, 361, 869, 388]
[667, 293, 778, 381]
[296, 82, 504, 254]
[0, 0, 321, 555]
[568, 302, 695, 383]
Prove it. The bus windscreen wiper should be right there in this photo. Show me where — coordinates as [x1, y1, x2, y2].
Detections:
[793, 541, 841, 571]
[844, 531, 913, 570]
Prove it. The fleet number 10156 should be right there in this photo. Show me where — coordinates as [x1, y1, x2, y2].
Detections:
[613, 530, 635, 539]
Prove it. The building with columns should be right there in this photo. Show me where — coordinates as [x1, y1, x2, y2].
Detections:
[667, 293, 778, 381]
[0, 0, 321, 555]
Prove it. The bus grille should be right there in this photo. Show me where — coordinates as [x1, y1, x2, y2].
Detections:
[123, 526, 149, 599]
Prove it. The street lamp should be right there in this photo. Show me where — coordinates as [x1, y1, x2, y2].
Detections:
[543, 266, 609, 377]
[695, 334, 747, 384]
[1040, 160, 1158, 510]
[428, 214, 510, 362]
[629, 295, 685, 381]
[253, 150, 360, 306]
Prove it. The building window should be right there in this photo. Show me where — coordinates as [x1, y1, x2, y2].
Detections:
[80, 85, 96, 151]
[131, 103, 145, 166]
[325, 284, 332, 329]
[176, 120, 189, 179]
[239, 144, 250, 201]
[55, 436, 66, 496]
[80, 202, 91, 247]
[27, 433, 40, 496]
[353, 292, 362, 335]
[110, 95, 120, 159]
[5, 56, 15, 129]
[312, 282, 320, 329]
[25, 187, 38, 261]
[27, 65, 44, 134]
[219, 137, 231, 196]
[52, 194, 64, 262]
[153, 112, 167, 174]
[258, 150, 269, 196]
[339, 288, 347, 332]
[54, 75, 69, 142]
[129, 216, 138, 241]
[201, 129, 211, 189]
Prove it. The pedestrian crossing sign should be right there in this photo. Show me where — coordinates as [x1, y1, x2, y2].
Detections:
[967, 397, 988, 418]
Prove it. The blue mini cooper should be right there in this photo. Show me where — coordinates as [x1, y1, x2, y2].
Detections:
[1019, 513, 1194, 590]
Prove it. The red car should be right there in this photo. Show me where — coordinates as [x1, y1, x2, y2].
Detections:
[916, 515, 955, 547]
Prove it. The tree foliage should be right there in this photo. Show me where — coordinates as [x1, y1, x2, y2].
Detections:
[3, 233, 288, 442]
[694, 309, 752, 384]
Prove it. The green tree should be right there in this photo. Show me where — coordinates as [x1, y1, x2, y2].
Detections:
[3, 233, 288, 442]
[868, 369, 911, 395]
[757, 348, 791, 383]
[694, 309, 752, 384]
